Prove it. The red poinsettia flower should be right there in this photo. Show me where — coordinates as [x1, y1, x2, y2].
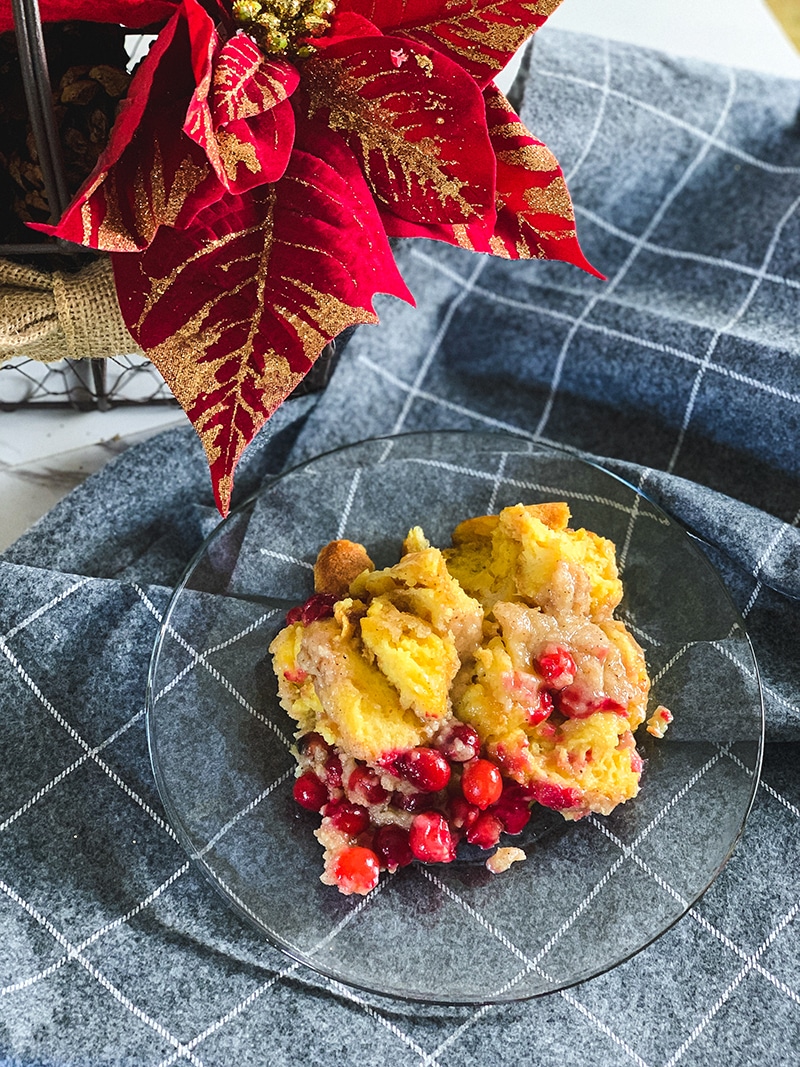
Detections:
[9, 0, 600, 513]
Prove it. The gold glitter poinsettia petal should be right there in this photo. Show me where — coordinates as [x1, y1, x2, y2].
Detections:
[111, 128, 413, 514]
[210, 36, 299, 124]
[378, 85, 601, 277]
[482, 85, 601, 272]
[33, 7, 223, 250]
[301, 35, 495, 225]
[341, 0, 563, 85]
[185, 29, 300, 192]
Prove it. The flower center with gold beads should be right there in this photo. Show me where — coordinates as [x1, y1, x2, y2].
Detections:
[232, 0, 336, 57]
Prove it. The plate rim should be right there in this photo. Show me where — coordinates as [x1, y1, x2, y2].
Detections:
[145, 428, 766, 1004]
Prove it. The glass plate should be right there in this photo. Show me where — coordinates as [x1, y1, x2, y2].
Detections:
[146, 431, 764, 1004]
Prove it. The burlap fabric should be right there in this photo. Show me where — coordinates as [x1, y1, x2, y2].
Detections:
[0, 254, 139, 362]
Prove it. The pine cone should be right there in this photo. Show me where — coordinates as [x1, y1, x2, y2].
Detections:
[54, 59, 131, 203]
[0, 22, 130, 246]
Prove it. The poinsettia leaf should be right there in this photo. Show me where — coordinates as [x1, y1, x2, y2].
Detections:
[300, 34, 495, 227]
[210, 36, 299, 126]
[183, 0, 216, 89]
[311, 9, 381, 49]
[198, 105, 297, 189]
[185, 29, 299, 192]
[111, 123, 413, 515]
[380, 86, 602, 277]
[32, 5, 223, 250]
[340, 0, 564, 86]
[0, 0, 177, 33]
[479, 86, 603, 273]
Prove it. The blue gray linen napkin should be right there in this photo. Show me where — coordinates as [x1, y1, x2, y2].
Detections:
[1, 28, 799, 1066]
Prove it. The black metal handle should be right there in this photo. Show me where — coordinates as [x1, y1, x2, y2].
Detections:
[10, 0, 70, 223]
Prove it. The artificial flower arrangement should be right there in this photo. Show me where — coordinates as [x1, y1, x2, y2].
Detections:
[1, 0, 599, 513]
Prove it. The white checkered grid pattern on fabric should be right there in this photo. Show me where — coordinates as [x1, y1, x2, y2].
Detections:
[2, 26, 800, 1067]
[144, 433, 763, 1032]
[0, 460, 793, 1066]
[313, 38, 800, 525]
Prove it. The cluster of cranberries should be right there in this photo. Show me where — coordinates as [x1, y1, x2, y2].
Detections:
[532, 645, 627, 720]
[285, 595, 625, 894]
[292, 721, 542, 894]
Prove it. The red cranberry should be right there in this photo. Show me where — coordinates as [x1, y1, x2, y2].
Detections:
[597, 696, 626, 713]
[333, 846, 380, 894]
[330, 802, 371, 836]
[502, 671, 554, 725]
[299, 731, 333, 761]
[461, 759, 503, 810]
[529, 780, 584, 811]
[449, 794, 480, 830]
[302, 593, 337, 624]
[394, 747, 451, 792]
[390, 790, 437, 813]
[466, 812, 503, 850]
[293, 772, 328, 812]
[409, 812, 456, 864]
[489, 782, 532, 835]
[373, 825, 414, 870]
[348, 764, 389, 805]
[436, 722, 481, 762]
[528, 689, 553, 726]
[283, 667, 308, 684]
[536, 645, 577, 689]
[287, 593, 337, 627]
[324, 755, 343, 788]
[326, 800, 370, 836]
[557, 685, 626, 719]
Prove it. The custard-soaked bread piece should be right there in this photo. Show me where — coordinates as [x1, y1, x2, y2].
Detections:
[271, 599, 443, 762]
[447, 506, 649, 818]
[271, 614, 431, 762]
[359, 599, 459, 721]
[297, 612, 436, 761]
[351, 526, 484, 660]
[272, 532, 483, 764]
[445, 502, 622, 618]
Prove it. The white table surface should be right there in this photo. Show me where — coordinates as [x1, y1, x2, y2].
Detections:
[1, 0, 798, 553]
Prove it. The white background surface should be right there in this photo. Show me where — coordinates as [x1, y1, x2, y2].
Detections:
[1, 0, 798, 551]
[547, 0, 800, 77]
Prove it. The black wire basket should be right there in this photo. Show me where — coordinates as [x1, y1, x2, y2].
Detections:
[0, 0, 176, 410]
[0, 1, 340, 411]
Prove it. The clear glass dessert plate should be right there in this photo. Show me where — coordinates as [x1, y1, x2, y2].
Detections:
[146, 431, 764, 1004]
